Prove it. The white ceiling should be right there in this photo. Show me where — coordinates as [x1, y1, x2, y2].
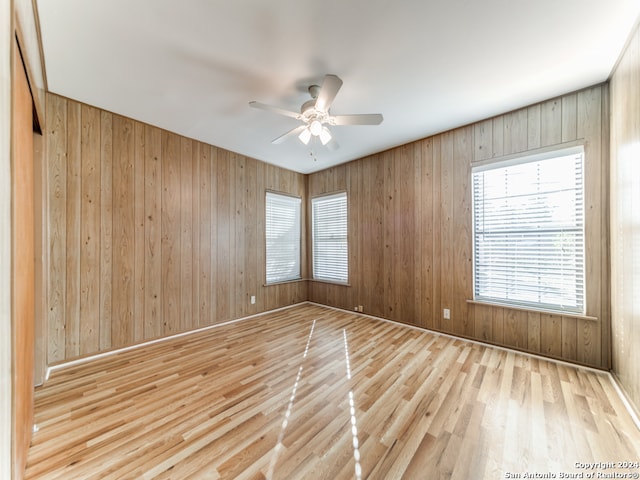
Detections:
[37, 0, 640, 174]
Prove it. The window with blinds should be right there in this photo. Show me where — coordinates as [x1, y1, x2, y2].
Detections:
[265, 191, 301, 284]
[312, 192, 348, 283]
[472, 148, 585, 314]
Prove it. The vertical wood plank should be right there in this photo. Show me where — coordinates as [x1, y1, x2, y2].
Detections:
[216, 149, 230, 321]
[111, 115, 135, 348]
[527, 311, 541, 353]
[383, 150, 394, 318]
[210, 146, 219, 321]
[395, 144, 415, 322]
[474, 119, 493, 161]
[346, 160, 359, 312]
[191, 143, 201, 327]
[144, 125, 162, 339]
[561, 316, 577, 361]
[503, 109, 528, 155]
[492, 116, 504, 157]
[133, 122, 145, 342]
[362, 156, 384, 318]
[47, 94, 67, 363]
[561, 93, 578, 142]
[577, 319, 601, 367]
[244, 156, 257, 317]
[419, 139, 433, 328]
[577, 86, 603, 321]
[579, 86, 605, 369]
[474, 304, 492, 341]
[254, 158, 265, 313]
[65, 100, 81, 358]
[540, 314, 562, 358]
[431, 137, 442, 330]
[527, 104, 541, 150]
[161, 131, 181, 335]
[198, 143, 212, 326]
[503, 309, 527, 349]
[99, 110, 113, 350]
[540, 98, 562, 147]
[180, 137, 193, 332]
[234, 154, 246, 318]
[79, 104, 101, 354]
[440, 132, 453, 333]
[453, 127, 473, 336]
[230, 153, 240, 316]
[492, 307, 504, 345]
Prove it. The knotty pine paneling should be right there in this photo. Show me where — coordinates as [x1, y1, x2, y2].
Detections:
[610, 21, 640, 414]
[46, 93, 307, 363]
[308, 84, 610, 368]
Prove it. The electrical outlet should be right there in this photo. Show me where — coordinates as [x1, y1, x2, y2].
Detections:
[358, 305, 364, 312]
[444, 308, 450, 320]
[250, 295, 256, 305]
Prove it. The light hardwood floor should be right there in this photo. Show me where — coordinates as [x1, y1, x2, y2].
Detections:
[25, 304, 640, 479]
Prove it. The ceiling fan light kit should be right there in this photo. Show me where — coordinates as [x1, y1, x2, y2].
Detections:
[298, 127, 312, 145]
[309, 119, 323, 136]
[249, 74, 383, 151]
[319, 127, 332, 145]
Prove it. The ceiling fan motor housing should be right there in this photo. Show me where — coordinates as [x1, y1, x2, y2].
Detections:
[308, 84, 321, 99]
[301, 98, 317, 116]
[301, 89, 329, 132]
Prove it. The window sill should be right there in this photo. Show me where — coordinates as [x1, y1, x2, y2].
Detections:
[309, 278, 351, 287]
[263, 278, 351, 287]
[466, 299, 598, 322]
[263, 278, 306, 287]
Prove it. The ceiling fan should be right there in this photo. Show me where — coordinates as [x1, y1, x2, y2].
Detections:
[249, 74, 383, 149]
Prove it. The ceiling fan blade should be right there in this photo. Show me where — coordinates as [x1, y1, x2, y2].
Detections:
[314, 74, 343, 112]
[330, 113, 383, 126]
[272, 125, 307, 144]
[249, 101, 302, 120]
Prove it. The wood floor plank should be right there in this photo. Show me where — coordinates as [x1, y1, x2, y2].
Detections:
[25, 304, 640, 479]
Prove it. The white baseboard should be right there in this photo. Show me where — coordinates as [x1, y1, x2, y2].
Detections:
[608, 372, 640, 431]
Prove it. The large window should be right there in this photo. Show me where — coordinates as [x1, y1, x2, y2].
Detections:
[472, 147, 585, 314]
[265, 191, 301, 284]
[312, 192, 348, 283]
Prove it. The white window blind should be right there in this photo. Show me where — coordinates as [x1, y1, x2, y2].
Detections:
[472, 149, 585, 314]
[265, 192, 301, 284]
[312, 192, 348, 283]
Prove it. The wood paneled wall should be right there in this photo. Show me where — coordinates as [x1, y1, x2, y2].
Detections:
[610, 22, 640, 413]
[45, 85, 610, 369]
[308, 85, 610, 368]
[46, 93, 307, 363]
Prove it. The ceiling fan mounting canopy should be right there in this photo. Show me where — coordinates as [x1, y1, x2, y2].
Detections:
[249, 74, 383, 149]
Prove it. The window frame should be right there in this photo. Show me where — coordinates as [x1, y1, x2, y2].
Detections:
[311, 191, 349, 285]
[265, 190, 302, 285]
[471, 145, 586, 315]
